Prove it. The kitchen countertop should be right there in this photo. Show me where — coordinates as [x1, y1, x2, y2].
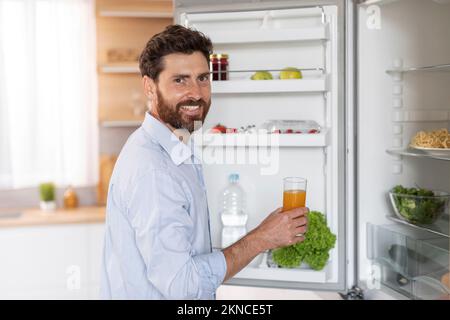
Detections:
[0, 206, 106, 228]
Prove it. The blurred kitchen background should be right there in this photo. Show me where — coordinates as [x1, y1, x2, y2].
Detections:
[0, 0, 337, 300]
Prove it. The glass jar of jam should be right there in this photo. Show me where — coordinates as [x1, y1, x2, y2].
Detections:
[209, 53, 219, 81]
[218, 53, 229, 80]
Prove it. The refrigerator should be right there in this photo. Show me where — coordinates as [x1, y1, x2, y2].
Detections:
[173, 0, 450, 300]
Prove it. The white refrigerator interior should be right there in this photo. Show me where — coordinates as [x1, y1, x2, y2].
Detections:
[357, 0, 450, 300]
[175, 0, 450, 300]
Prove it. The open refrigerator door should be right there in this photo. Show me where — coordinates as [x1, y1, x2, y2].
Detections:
[174, 0, 450, 300]
[174, 0, 348, 293]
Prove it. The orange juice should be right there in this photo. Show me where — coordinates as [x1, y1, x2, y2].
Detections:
[283, 190, 306, 212]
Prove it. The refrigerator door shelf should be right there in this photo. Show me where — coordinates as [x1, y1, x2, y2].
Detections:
[192, 129, 330, 148]
[231, 252, 331, 284]
[206, 25, 329, 45]
[233, 265, 330, 284]
[211, 75, 330, 94]
[184, 7, 325, 23]
[183, 7, 328, 44]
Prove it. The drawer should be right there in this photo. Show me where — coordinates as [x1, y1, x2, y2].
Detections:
[367, 223, 449, 300]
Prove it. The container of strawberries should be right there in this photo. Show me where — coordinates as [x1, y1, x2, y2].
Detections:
[261, 120, 321, 134]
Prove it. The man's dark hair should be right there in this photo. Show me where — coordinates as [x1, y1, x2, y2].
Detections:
[139, 25, 213, 80]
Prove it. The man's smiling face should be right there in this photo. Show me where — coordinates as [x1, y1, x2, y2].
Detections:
[146, 51, 211, 133]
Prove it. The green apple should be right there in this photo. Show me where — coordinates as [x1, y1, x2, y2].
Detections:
[251, 71, 273, 80]
[279, 67, 303, 79]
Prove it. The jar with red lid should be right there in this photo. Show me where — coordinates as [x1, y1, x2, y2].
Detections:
[217, 53, 229, 81]
[209, 53, 219, 81]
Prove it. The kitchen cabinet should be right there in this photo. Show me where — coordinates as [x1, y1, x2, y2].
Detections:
[0, 223, 104, 299]
[96, 0, 173, 206]
[96, 0, 173, 123]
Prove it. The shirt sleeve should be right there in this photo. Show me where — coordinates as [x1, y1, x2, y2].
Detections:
[127, 169, 227, 300]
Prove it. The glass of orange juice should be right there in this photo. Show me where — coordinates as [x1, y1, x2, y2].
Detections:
[283, 177, 307, 212]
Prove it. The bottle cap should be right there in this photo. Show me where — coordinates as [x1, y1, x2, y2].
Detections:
[217, 53, 229, 59]
[229, 173, 239, 183]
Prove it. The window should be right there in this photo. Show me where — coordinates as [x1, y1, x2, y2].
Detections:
[0, 0, 98, 189]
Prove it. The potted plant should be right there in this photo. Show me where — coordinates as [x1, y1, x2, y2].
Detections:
[39, 182, 56, 212]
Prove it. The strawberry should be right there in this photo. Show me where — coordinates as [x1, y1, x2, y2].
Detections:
[212, 123, 227, 134]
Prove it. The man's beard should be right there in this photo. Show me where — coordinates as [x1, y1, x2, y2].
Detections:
[155, 88, 211, 133]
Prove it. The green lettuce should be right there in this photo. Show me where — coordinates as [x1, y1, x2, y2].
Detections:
[272, 211, 336, 271]
[392, 185, 446, 224]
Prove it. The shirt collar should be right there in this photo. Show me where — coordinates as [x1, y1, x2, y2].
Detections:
[141, 112, 196, 166]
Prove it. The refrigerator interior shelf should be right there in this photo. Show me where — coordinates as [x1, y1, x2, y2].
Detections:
[100, 64, 140, 74]
[360, 0, 399, 5]
[386, 215, 449, 238]
[192, 130, 329, 147]
[207, 25, 330, 44]
[212, 76, 329, 94]
[386, 148, 450, 161]
[386, 63, 450, 74]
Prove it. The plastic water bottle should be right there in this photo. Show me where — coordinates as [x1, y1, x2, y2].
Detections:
[220, 173, 248, 248]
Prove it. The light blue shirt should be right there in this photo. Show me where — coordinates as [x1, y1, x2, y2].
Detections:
[100, 112, 227, 300]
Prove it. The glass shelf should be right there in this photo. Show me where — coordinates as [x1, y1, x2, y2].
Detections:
[386, 63, 450, 74]
[360, 0, 399, 5]
[386, 148, 450, 162]
[386, 215, 449, 238]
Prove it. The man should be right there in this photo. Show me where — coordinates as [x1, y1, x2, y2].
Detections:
[100, 25, 308, 300]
